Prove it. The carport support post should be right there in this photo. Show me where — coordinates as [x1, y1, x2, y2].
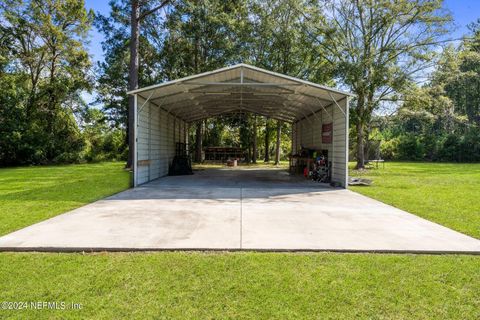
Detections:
[274, 120, 282, 165]
[332, 106, 335, 182]
[344, 98, 349, 188]
[148, 102, 151, 181]
[252, 115, 257, 163]
[133, 94, 138, 187]
[173, 117, 176, 144]
[195, 121, 202, 162]
[295, 122, 298, 153]
[184, 123, 187, 146]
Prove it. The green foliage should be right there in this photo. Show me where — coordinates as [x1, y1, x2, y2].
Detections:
[436, 129, 480, 162]
[160, 0, 249, 77]
[0, 0, 93, 165]
[441, 21, 480, 125]
[2, 0, 478, 166]
[373, 25, 480, 163]
[0, 0, 126, 166]
[95, 0, 329, 162]
[94, 0, 169, 128]
[379, 128, 480, 162]
[245, 0, 333, 83]
[396, 135, 425, 161]
[81, 108, 128, 162]
[309, 0, 452, 167]
[379, 138, 399, 160]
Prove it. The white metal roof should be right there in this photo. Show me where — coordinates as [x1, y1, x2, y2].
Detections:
[128, 63, 353, 123]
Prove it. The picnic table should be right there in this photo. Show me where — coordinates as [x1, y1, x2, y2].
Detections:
[367, 159, 385, 169]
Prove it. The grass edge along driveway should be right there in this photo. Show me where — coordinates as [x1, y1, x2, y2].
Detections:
[349, 162, 480, 239]
[0, 162, 130, 236]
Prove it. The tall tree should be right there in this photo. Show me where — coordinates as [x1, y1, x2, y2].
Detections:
[245, 0, 332, 159]
[245, 0, 332, 82]
[306, 0, 451, 168]
[127, 0, 140, 169]
[442, 21, 480, 125]
[0, 0, 93, 165]
[95, 0, 171, 165]
[127, 0, 171, 171]
[160, 0, 249, 159]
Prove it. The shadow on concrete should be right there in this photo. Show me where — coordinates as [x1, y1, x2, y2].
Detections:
[113, 167, 337, 201]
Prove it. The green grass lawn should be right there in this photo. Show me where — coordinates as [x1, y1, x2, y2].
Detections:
[0, 162, 130, 236]
[0, 252, 479, 319]
[349, 162, 480, 239]
[0, 161, 479, 319]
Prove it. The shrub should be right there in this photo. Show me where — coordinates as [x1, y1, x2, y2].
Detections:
[397, 134, 425, 160]
[438, 134, 462, 161]
[423, 134, 441, 161]
[380, 138, 399, 160]
[459, 128, 480, 162]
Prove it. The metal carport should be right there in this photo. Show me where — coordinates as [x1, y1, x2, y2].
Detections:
[127, 63, 353, 187]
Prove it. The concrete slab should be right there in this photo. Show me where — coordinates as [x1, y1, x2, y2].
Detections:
[0, 186, 241, 250]
[241, 188, 480, 252]
[0, 168, 479, 253]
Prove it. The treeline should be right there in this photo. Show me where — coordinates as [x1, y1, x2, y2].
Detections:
[95, 0, 329, 165]
[0, 0, 328, 166]
[199, 116, 291, 163]
[360, 27, 480, 162]
[0, 0, 126, 165]
[1, 0, 479, 167]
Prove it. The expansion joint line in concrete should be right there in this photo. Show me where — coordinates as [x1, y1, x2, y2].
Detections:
[240, 187, 243, 249]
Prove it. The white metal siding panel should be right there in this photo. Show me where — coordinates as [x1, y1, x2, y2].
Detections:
[331, 99, 347, 187]
[149, 105, 162, 179]
[294, 102, 347, 188]
[136, 97, 149, 185]
[135, 99, 187, 186]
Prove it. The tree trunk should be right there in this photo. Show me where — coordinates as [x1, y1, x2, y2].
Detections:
[356, 120, 365, 169]
[264, 117, 270, 162]
[127, 0, 140, 174]
[274, 120, 282, 165]
[195, 121, 203, 163]
[355, 91, 366, 170]
[252, 115, 257, 163]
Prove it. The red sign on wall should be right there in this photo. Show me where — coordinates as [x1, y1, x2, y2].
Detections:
[322, 123, 333, 144]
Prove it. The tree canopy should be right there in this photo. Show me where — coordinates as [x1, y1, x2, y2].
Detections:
[0, 0, 93, 165]
[0, 0, 479, 167]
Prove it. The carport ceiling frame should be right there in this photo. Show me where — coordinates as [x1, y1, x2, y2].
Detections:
[128, 63, 354, 123]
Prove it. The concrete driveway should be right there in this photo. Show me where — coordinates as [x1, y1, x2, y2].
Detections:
[1, 168, 479, 253]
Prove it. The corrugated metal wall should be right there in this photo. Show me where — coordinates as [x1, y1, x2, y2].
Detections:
[136, 96, 186, 186]
[291, 98, 348, 187]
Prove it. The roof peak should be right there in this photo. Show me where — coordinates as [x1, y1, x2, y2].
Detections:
[127, 63, 354, 98]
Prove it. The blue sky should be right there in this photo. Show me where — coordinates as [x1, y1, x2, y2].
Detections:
[85, 0, 480, 64]
[84, 0, 110, 64]
[444, 0, 480, 37]
[82, 0, 480, 104]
